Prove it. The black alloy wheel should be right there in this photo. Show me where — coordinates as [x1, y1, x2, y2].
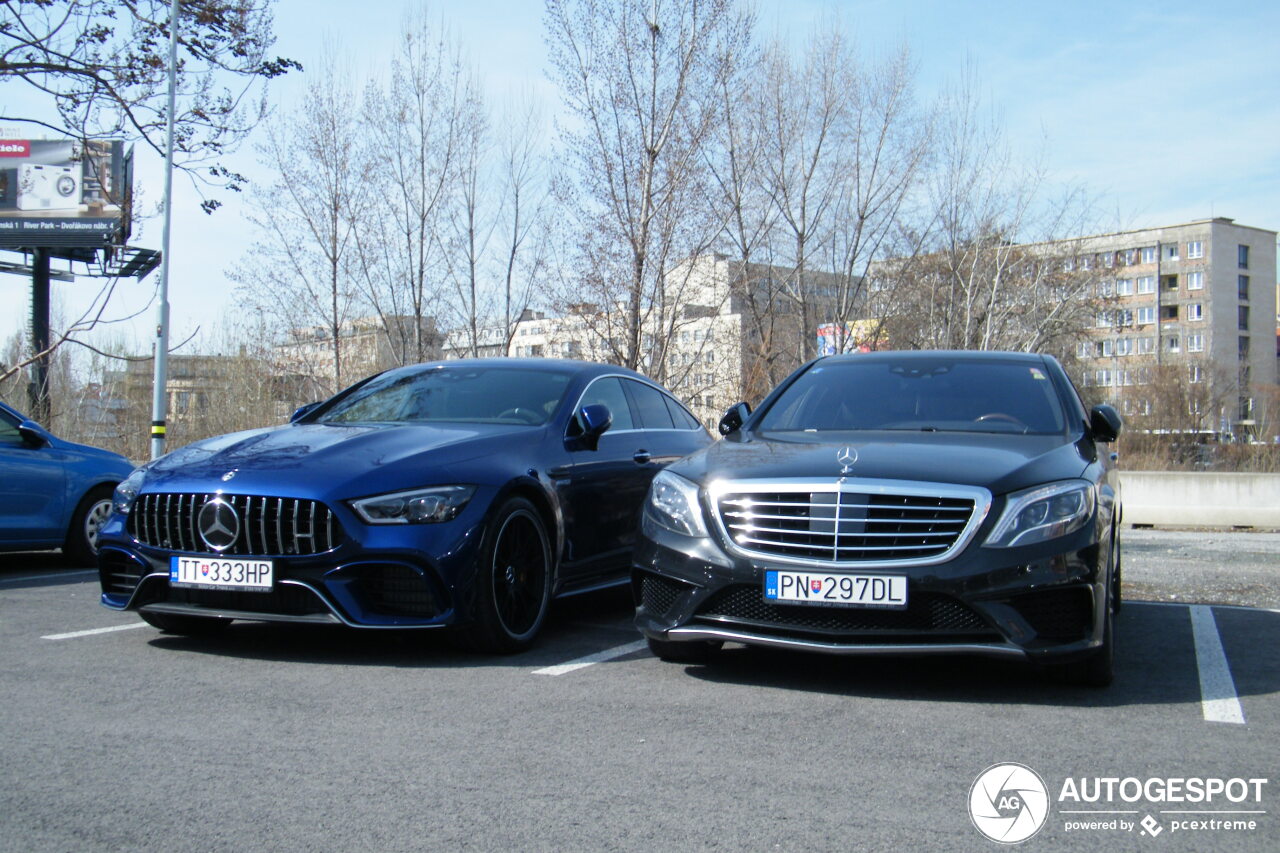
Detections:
[463, 497, 552, 653]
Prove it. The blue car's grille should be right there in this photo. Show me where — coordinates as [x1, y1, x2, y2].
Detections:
[128, 493, 342, 556]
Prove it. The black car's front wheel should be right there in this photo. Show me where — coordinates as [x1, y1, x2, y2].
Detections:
[462, 497, 552, 654]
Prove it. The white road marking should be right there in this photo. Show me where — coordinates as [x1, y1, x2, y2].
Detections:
[533, 639, 648, 676]
[1, 569, 97, 585]
[1189, 605, 1245, 725]
[42, 623, 149, 641]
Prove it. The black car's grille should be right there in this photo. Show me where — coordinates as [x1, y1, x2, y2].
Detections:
[129, 493, 343, 556]
[158, 584, 330, 617]
[638, 572, 691, 618]
[1008, 586, 1094, 641]
[696, 585, 994, 638]
[716, 486, 978, 564]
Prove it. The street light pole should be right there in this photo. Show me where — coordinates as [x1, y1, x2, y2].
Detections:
[150, 0, 180, 460]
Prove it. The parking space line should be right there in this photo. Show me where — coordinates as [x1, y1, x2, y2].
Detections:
[1, 569, 97, 585]
[42, 623, 149, 641]
[1189, 605, 1245, 725]
[533, 639, 648, 676]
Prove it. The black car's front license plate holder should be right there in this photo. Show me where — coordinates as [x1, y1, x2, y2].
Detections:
[170, 556, 274, 592]
[764, 570, 907, 609]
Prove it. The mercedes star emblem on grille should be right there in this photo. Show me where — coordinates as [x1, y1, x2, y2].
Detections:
[837, 446, 857, 474]
[197, 498, 240, 552]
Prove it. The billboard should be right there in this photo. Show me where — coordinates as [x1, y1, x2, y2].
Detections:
[0, 138, 133, 249]
[816, 321, 881, 355]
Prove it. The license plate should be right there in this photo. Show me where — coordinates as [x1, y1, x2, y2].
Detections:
[170, 556, 273, 591]
[764, 570, 907, 608]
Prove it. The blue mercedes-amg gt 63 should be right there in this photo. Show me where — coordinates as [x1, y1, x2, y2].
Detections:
[98, 359, 711, 651]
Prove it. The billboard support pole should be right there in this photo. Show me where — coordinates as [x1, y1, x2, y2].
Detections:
[149, 0, 180, 460]
[28, 248, 51, 424]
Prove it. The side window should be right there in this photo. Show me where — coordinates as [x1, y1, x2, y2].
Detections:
[663, 394, 701, 430]
[577, 377, 634, 431]
[0, 410, 23, 445]
[625, 380, 675, 429]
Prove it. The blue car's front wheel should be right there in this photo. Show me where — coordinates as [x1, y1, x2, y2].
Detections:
[462, 497, 552, 654]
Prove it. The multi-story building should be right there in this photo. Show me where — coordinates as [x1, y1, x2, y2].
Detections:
[275, 315, 442, 397]
[1068, 217, 1276, 437]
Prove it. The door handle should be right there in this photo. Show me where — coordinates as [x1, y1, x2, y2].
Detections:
[633, 449, 651, 465]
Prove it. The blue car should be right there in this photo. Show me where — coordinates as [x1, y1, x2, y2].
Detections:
[98, 359, 711, 651]
[0, 399, 134, 563]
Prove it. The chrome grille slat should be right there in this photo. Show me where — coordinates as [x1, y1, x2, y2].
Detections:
[128, 492, 342, 557]
[713, 479, 989, 567]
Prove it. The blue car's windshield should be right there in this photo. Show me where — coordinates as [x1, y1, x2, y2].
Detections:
[757, 358, 1068, 435]
[318, 366, 574, 426]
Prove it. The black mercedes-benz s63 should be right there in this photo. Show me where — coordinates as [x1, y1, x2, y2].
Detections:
[632, 350, 1123, 685]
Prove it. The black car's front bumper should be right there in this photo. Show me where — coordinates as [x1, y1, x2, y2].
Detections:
[632, 514, 1110, 663]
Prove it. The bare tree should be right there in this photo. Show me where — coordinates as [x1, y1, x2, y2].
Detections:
[0, 0, 299, 210]
[545, 0, 750, 380]
[231, 48, 365, 395]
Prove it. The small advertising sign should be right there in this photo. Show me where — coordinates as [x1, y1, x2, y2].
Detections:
[0, 138, 132, 248]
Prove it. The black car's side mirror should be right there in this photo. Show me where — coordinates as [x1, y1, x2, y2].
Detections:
[573, 403, 613, 451]
[718, 402, 752, 436]
[1089, 404, 1122, 443]
[17, 420, 51, 448]
[290, 402, 323, 423]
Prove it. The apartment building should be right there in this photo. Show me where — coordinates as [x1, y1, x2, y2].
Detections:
[1068, 217, 1276, 435]
[275, 315, 442, 397]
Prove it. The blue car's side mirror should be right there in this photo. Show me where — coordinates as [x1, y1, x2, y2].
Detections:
[17, 420, 51, 447]
[290, 402, 323, 423]
[573, 404, 612, 451]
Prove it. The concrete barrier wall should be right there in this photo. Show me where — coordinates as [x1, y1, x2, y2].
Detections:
[1120, 471, 1280, 528]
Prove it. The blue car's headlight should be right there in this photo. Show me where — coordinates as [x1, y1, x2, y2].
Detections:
[984, 480, 1096, 548]
[644, 470, 708, 538]
[349, 485, 476, 525]
[113, 468, 147, 515]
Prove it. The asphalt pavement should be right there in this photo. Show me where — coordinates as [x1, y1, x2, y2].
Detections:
[1, 529, 1276, 852]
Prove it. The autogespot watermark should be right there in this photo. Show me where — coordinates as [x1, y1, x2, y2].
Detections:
[968, 764, 1270, 844]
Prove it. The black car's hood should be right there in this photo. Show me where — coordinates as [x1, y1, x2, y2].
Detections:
[143, 421, 540, 497]
[671, 430, 1091, 496]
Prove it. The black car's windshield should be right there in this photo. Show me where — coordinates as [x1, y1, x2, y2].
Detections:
[757, 358, 1067, 435]
[317, 366, 574, 426]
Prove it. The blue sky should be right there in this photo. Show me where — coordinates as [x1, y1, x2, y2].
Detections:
[2, 0, 1277, 355]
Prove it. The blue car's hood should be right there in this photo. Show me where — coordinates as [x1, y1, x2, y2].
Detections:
[143, 421, 541, 497]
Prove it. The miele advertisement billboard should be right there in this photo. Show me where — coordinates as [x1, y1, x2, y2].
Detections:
[0, 137, 133, 249]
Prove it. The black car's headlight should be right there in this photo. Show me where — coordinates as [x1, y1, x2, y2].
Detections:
[113, 468, 147, 515]
[985, 480, 1096, 548]
[350, 485, 476, 525]
[645, 470, 709, 538]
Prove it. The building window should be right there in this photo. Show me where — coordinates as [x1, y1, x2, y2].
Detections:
[1062, 257, 1075, 272]
[1186, 241, 1204, 259]
[1095, 369, 1112, 387]
[1137, 336, 1155, 354]
[1239, 336, 1250, 359]
[1238, 306, 1249, 330]
[1101, 252, 1114, 268]
[1166, 336, 1180, 353]
[1140, 247, 1157, 264]
[1187, 271, 1204, 290]
[1137, 307, 1155, 325]
[1116, 278, 1134, 296]
[1122, 249, 1137, 265]
[1101, 339, 1114, 357]
[1136, 276, 1155, 294]
[1160, 305, 1178, 321]
[1095, 311, 1111, 328]
[1116, 337, 1133, 356]
[1187, 334, 1204, 353]
[1189, 364, 1203, 384]
[1077, 341, 1090, 358]
[1238, 275, 1249, 301]
[1162, 274, 1178, 291]
[1116, 308, 1133, 326]
[1187, 303, 1203, 321]
[1238, 244, 1249, 269]
[1165, 244, 1180, 261]
[1240, 397, 1254, 421]
[1097, 280, 1113, 297]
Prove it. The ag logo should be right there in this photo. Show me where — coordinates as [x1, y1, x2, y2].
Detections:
[969, 763, 1049, 844]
